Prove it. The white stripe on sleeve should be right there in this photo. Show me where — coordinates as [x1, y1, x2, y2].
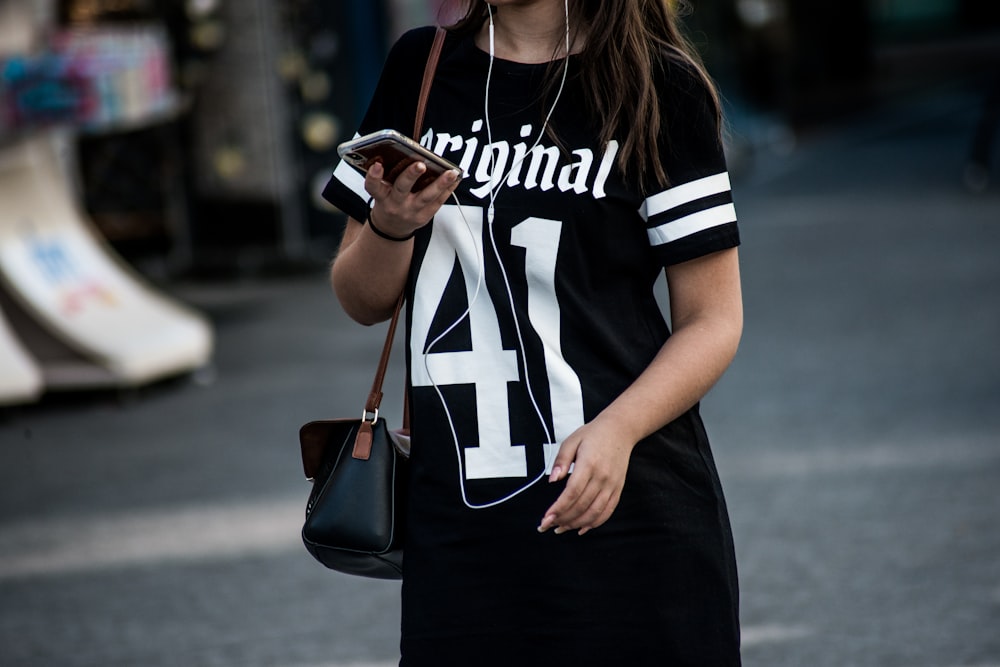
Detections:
[332, 157, 368, 203]
[646, 203, 737, 246]
[638, 172, 731, 222]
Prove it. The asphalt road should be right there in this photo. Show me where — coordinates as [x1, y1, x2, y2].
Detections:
[1, 81, 998, 666]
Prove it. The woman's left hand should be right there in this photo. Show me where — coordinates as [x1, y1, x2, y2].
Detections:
[538, 249, 743, 537]
[538, 417, 638, 536]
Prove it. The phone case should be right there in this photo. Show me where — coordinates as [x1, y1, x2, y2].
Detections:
[338, 130, 460, 191]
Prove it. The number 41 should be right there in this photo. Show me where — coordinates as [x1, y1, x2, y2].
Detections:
[409, 204, 585, 481]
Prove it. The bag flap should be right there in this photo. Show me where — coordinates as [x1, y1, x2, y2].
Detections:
[299, 419, 358, 481]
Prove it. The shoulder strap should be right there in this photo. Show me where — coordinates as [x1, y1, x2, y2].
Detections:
[359, 27, 446, 446]
[416, 27, 446, 139]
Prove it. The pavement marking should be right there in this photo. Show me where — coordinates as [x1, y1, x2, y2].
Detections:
[0, 497, 304, 581]
[722, 436, 1000, 480]
[740, 624, 812, 647]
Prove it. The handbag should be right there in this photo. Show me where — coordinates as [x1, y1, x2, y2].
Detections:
[299, 27, 446, 580]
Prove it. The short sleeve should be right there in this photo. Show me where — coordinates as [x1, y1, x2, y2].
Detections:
[321, 27, 437, 222]
[638, 59, 740, 267]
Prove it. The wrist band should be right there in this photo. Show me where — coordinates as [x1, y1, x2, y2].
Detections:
[367, 204, 415, 242]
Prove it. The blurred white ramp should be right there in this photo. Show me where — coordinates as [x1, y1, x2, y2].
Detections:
[0, 133, 212, 389]
[0, 305, 42, 404]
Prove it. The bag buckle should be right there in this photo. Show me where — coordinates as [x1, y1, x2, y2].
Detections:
[362, 408, 379, 425]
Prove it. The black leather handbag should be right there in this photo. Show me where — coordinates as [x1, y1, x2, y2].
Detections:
[298, 27, 445, 580]
[300, 413, 407, 579]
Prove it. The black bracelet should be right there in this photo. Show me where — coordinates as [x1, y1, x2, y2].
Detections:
[367, 205, 415, 242]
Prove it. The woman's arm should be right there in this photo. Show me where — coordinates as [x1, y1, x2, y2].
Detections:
[539, 247, 743, 535]
[331, 161, 460, 325]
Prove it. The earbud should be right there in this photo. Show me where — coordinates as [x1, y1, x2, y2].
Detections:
[488, 3, 495, 58]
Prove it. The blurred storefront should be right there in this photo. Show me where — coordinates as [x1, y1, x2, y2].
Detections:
[164, 0, 394, 272]
[0, 0, 218, 403]
[1, 0, 397, 278]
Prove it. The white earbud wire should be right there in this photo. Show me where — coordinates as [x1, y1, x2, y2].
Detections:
[423, 0, 572, 509]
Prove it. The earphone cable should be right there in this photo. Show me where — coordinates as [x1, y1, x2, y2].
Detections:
[423, 2, 572, 509]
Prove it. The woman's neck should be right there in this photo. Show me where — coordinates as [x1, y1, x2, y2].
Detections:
[475, 2, 578, 64]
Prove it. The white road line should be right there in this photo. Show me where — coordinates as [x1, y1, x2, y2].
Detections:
[0, 497, 304, 580]
[721, 436, 1000, 480]
[741, 624, 812, 646]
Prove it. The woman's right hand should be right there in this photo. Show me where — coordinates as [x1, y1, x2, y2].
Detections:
[364, 161, 461, 238]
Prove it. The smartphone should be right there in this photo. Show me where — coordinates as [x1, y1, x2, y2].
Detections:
[338, 129, 461, 192]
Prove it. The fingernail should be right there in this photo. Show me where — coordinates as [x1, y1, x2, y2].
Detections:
[554, 526, 568, 535]
[415, 161, 427, 172]
[578, 527, 589, 536]
[548, 466, 562, 482]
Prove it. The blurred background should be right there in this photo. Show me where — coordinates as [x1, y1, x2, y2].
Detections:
[0, 0, 997, 666]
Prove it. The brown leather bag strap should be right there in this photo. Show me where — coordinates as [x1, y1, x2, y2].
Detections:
[362, 26, 446, 419]
[416, 27, 446, 138]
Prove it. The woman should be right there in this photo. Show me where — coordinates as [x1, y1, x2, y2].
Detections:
[324, 0, 743, 664]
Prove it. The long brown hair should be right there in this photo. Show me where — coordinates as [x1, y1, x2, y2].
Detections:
[444, 0, 721, 187]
